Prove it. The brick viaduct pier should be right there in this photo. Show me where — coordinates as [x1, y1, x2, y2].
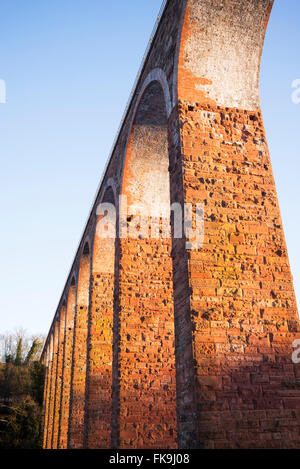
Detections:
[41, 0, 300, 449]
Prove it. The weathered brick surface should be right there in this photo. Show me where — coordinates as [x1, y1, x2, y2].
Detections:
[58, 282, 76, 448]
[68, 251, 90, 449]
[174, 0, 300, 448]
[46, 323, 59, 448]
[115, 233, 177, 449]
[42, 345, 51, 448]
[176, 101, 300, 448]
[85, 209, 115, 448]
[52, 307, 65, 449]
[41, 0, 300, 449]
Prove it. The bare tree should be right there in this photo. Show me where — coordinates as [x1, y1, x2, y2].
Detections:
[0, 330, 45, 364]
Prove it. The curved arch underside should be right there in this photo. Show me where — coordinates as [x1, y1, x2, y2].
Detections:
[123, 81, 170, 220]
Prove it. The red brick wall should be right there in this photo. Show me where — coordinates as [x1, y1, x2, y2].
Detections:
[52, 307, 66, 448]
[41, 0, 300, 450]
[68, 251, 90, 449]
[46, 323, 59, 448]
[85, 208, 115, 448]
[42, 343, 51, 448]
[59, 283, 76, 448]
[176, 100, 300, 448]
[115, 232, 177, 449]
[114, 82, 177, 448]
[173, 0, 300, 448]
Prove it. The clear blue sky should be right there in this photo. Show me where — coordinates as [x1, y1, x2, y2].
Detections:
[0, 0, 299, 335]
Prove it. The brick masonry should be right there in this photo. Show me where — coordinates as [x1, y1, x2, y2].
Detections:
[58, 281, 76, 449]
[41, 0, 300, 449]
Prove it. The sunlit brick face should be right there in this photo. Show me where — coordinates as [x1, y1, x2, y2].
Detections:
[47, 322, 59, 448]
[85, 188, 116, 448]
[42, 0, 300, 450]
[115, 81, 177, 449]
[43, 335, 54, 449]
[52, 305, 66, 449]
[174, 0, 300, 449]
[59, 281, 76, 449]
[68, 245, 90, 449]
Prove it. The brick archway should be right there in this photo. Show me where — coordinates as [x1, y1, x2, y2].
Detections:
[85, 185, 117, 448]
[41, 0, 300, 450]
[52, 302, 66, 448]
[68, 242, 91, 449]
[59, 277, 76, 449]
[114, 78, 177, 449]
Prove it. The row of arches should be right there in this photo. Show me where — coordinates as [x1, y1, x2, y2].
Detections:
[41, 72, 187, 449]
[41, 0, 300, 450]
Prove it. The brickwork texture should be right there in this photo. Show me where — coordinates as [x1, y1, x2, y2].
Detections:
[41, 0, 300, 449]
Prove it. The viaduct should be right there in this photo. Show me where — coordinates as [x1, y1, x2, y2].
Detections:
[41, 0, 300, 449]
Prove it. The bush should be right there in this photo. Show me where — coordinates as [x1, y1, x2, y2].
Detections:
[0, 333, 45, 449]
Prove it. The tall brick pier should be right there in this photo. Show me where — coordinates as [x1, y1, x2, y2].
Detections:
[41, 0, 300, 449]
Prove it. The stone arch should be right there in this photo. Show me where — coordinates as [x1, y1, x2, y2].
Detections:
[103, 178, 118, 206]
[41, 0, 300, 450]
[136, 68, 172, 118]
[85, 183, 117, 448]
[93, 185, 116, 275]
[68, 242, 91, 449]
[52, 302, 66, 449]
[70, 274, 76, 288]
[47, 319, 60, 448]
[121, 79, 171, 222]
[171, 0, 300, 450]
[42, 343, 49, 448]
[120, 69, 172, 188]
[115, 77, 177, 449]
[59, 276, 76, 449]
[43, 334, 54, 448]
[78, 241, 91, 305]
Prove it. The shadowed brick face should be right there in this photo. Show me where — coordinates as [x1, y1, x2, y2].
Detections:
[52, 307, 66, 449]
[47, 323, 59, 448]
[41, 0, 300, 449]
[42, 337, 53, 448]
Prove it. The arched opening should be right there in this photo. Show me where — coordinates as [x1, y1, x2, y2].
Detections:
[52, 303, 66, 449]
[122, 81, 170, 223]
[47, 321, 59, 448]
[69, 244, 91, 449]
[43, 335, 54, 449]
[85, 187, 116, 448]
[59, 278, 76, 449]
[116, 80, 177, 449]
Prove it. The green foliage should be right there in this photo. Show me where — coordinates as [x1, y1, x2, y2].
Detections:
[0, 332, 45, 449]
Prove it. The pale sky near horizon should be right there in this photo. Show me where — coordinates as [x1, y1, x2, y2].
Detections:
[0, 0, 299, 336]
